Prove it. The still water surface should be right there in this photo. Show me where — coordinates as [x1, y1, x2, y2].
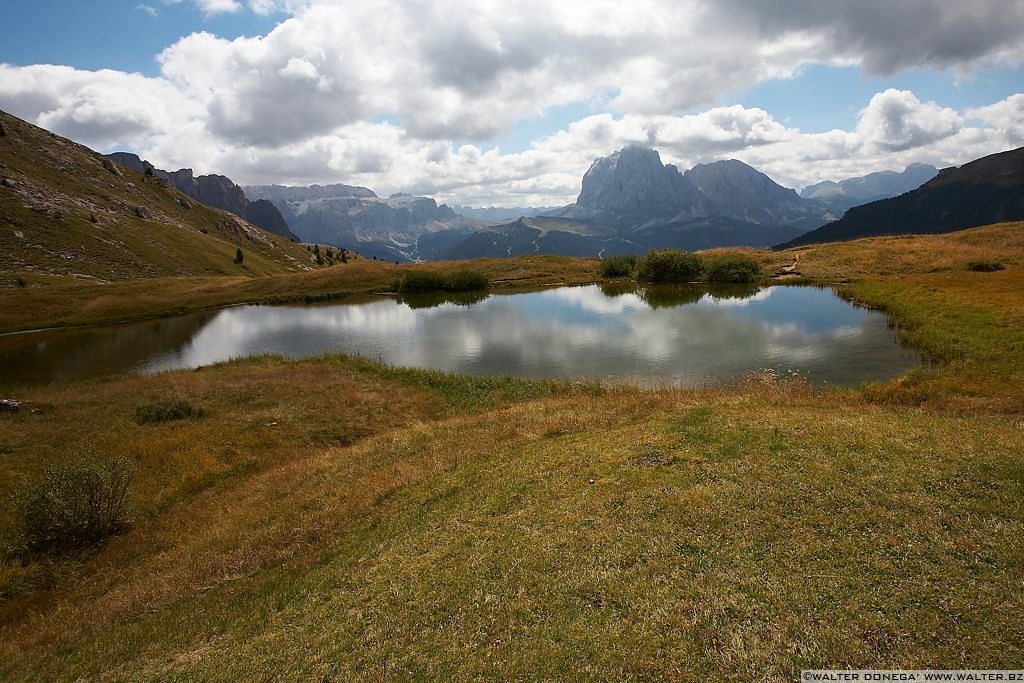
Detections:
[0, 284, 922, 387]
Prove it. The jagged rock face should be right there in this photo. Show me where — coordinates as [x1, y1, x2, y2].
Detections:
[685, 159, 834, 232]
[562, 145, 709, 227]
[104, 153, 297, 241]
[245, 184, 466, 261]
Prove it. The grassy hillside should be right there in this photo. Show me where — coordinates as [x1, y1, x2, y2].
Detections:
[0, 223, 1022, 679]
[780, 145, 1024, 248]
[0, 110, 315, 281]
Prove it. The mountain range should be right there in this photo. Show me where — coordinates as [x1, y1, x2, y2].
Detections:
[105, 153, 297, 241]
[245, 184, 472, 262]
[800, 163, 939, 214]
[781, 146, 1024, 248]
[447, 145, 837, 259]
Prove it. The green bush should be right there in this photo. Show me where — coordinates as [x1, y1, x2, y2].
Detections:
[597, 254, 639, 278]
[394, 270, 488, 293]
[134, 399, 205, 424]
[395, 270, 450, 293]
[16, 456, 134, 554]
[636, 249, 704, 283]
[966, 259, 1005, 272]
[703, 253, 764, 283]
[445, 270, 489, 291]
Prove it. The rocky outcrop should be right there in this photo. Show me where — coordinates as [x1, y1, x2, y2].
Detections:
[101, 158, 122, 176]
[105, 153, 297, 241]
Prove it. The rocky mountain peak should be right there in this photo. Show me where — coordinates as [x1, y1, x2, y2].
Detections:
[566, 145, 708, 227]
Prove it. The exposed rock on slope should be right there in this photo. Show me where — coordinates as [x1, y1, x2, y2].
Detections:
[106, 152, 297, 241]
[0, 109, 313, 280]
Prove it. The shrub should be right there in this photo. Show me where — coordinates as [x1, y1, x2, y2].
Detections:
[15, 456, 133, 554]
[703, 253, 764, 283]
[234, 247, 244, 264]
[636, 249, 704, 283]
[134, 399, 205, 424]
[966, 259, 1005, 272]
[395, 270, 450, 293]
[445, 270, 489, 291]
[597, 254, 639, 278]
[395, 270, 488, 293]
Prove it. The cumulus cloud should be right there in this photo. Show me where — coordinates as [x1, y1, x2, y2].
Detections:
[969, 94, 1024, 143]
[1, 0, 1023, 205]
[855, 89, 963, 152]
[0, 64, 197, 148]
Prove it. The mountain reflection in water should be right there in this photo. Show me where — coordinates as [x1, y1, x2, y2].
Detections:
[0, 285, 921, 387]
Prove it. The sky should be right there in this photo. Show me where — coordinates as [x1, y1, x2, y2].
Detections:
[1, 0, 1023, 207]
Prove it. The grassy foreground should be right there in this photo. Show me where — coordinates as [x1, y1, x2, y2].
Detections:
[0, 224, 1023, 679]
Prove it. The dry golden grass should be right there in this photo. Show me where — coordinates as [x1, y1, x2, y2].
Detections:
[1, 223, 1023, 679]
[773, 222, 1024, 281]
[1, 369, 1021, 679]
[0, 254, 598, 333]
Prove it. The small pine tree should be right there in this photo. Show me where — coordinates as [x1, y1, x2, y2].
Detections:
[234, 247, 244, 264]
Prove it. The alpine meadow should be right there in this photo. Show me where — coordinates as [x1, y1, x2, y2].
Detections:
[2, 1, 1024, 680]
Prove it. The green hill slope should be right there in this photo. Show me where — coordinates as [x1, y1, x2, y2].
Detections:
[0, 110, 315, 281]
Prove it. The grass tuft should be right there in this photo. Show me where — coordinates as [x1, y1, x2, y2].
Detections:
[966, 259, 1005, 272]
[134, 399, 205, 424]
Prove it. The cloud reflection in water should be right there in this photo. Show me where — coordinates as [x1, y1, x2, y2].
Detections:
[137, 284, 920, 387]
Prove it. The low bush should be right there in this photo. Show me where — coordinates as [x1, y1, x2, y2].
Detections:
[636, 250, 704, 283]
[597, 254, 639, 278]
[15, 456, 134, 554]
[703, 253, 764, 283]
[966, 259, 1005, 272]
[445, 270, 489, 292]
[394, 270, 489, 293]
[134, 399, 205, 424]
[394, 270, 450, 293]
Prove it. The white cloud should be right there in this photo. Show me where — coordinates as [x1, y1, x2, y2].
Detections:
[855, 89, 963, 152]
[1, 0, 1023, 206]
[968, 94, 1024, 143]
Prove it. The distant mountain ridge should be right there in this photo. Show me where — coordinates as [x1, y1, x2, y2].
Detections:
[245, 183, 472, 262]
[453, 205, 559, 222]
[780, 146, 1024, 248]
[449, 145, 830, 259]
[685, 159, 832, 232]
[105, 153, 297, 241]
[801, 163, 939, 214]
